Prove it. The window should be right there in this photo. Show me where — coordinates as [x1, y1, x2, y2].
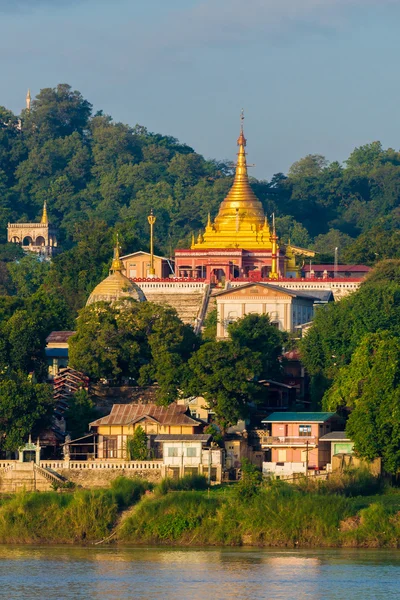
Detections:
[187, 447, 197, 457]
[278, 449, 286, 462]
[299, 425, 312, 436]
[168, 447, 178, 457]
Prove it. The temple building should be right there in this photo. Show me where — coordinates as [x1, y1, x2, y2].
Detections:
[87, 240, 146, 305]
[7, 201, 59, 256]
[174, 120, 311, 283]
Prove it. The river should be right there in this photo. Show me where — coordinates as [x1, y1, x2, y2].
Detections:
[0, 546, 399, 599]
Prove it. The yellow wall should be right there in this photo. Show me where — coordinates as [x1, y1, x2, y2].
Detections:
[95, 422, 196, 436]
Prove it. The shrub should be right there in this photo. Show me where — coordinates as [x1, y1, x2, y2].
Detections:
[155, 474, 208, 496]
[110, 476, 150, 509]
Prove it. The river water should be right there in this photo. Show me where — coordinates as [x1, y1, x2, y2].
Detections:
[0, 546, 399, 599]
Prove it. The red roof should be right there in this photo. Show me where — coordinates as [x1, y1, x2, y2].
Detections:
[283, 349, 301, 361]
[90, 403, 201, 428]
[46, 331, 76, 344]
[302, 265, 370, 273]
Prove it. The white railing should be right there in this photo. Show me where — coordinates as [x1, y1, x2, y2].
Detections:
[261, 436, 317, 446]
[263, 462, 307, 476]
[39, 460, 164, 471]
[135, 281, 207, 292]
[0, 461, 16, 472]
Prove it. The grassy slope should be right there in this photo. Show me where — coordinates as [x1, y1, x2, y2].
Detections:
[0, 474, 399, 547]
[118, 476, 400, 548]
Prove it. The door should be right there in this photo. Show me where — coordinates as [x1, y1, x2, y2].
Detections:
[104, 437, 117, 459]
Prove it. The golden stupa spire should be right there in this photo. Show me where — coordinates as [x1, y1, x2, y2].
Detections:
[40, 200, 48, 224]
[110, 234, 124, 273]
[26, 89, 31, 111]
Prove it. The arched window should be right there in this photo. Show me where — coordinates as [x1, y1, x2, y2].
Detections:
[22, 236, 33, 246]
[35, 236, 46, 247]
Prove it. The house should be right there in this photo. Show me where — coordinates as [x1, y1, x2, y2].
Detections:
[319, 431, 381, 475]
[281, 349, 309, 400]
[120, 251, 174, 279]
[89, 403, 204, 459]
[319, 431, 354, 461]
[213, 283, 328, 336]
[154, 434, 224, 481]
[260, 412, 340, 476]
[45, 331, 75, 379]
[302, 264, 371, 279]
[176, 396, 214, 422]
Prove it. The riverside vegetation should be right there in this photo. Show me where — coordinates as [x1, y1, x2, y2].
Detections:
[1, 470, 400, 548]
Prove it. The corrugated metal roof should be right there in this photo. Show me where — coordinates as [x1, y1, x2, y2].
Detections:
[90, 403, 202, 428]
[262, 412, 336, 423]
[46, 331, 76, 344]
[154, 434, 211, 442]
[319, 431, 351, 441]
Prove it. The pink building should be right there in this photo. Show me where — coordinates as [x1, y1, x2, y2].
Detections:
[260, 412, 340, 476]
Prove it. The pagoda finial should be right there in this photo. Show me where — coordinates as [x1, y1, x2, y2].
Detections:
[26, 89, 31, 111]
[237, 108, 246, 148]
[40, 200, 48, 224]
[110, 233, 124, 273]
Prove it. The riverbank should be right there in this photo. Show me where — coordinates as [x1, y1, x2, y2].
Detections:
[0, 472, 399, 548]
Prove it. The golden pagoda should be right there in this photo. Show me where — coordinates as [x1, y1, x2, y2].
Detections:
[191, 116, 273, 250]
[174, 117, 314, 282]
[87, 238, 146, 306]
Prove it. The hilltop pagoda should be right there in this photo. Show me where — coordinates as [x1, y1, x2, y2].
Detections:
[174, 119, 304, 282]
[7, 201, 59, 256]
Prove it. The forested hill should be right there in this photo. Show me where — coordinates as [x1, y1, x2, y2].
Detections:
[1, 84, 400, 306]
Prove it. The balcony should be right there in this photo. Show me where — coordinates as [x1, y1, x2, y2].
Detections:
[260, 435, 317, 447]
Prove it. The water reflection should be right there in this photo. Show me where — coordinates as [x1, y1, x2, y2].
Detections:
[0, 546, 399, 600]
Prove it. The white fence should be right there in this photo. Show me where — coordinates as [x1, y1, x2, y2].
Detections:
[40, 460, 163, 471]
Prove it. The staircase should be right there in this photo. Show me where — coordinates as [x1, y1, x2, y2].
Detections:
[0, 462, 67, 493]
[144, 290, 206, 326]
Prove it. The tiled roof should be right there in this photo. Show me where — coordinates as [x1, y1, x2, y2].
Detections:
[262, 412, 336, 423]
[46, 331, 76, 344]
[90, 403, 201, 428]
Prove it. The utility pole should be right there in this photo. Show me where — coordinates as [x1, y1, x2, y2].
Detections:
[148, 209, 156, 277]
[305, 440, 309, 479]
[334, 246, 338, 279]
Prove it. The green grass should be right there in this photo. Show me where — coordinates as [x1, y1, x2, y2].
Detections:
[0, 477, 149, 544]
[0, 472, 399, 547]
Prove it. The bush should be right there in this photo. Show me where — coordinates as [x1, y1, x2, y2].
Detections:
[119, 491, 220, 543]
[155, 474, 208, 496]
[110, 476, 151, 509]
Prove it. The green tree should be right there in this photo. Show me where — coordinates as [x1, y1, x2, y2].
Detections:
[183, 341, 262, 431]
[126, 426, 148, 460]
[323, 332, 400, 475]
[24, 84, 92, 140]
[301, 277, 400, 405]
[66, 388, 96, 439]
[0, 373, 54, 451]
[69, 301, 199, 402]
[228, 313, 282, 380]
[7, 255, 50, 297]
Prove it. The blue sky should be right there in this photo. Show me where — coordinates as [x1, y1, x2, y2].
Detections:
[1, 0, 400, 179]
